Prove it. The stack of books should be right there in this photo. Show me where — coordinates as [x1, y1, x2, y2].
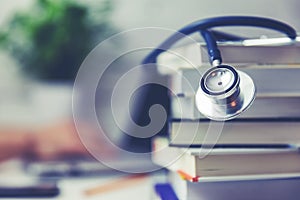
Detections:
[152, 41, 300, 200]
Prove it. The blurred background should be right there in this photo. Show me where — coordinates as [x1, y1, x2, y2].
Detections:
[0, 0, 299, 163]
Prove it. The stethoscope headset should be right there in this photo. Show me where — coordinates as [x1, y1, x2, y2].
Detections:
[142, 16, 297, 121]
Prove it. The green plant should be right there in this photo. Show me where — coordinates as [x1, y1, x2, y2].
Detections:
[0, 0, 115, 81]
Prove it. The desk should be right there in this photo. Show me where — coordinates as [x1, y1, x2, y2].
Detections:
[0, 160, 166, 200]
[58, 175, 156, 200]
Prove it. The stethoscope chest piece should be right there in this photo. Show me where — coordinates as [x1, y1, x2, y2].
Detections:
[195, 65, 256, 121]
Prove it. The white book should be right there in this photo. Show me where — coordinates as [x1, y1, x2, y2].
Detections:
[171, 95, 300, 119]
[152, 137, 300, 178]
[169, 119, 300, 146]
[168, 171, 300, 200]
[165, 65, 300, 96]
[157, 41, 300, 75]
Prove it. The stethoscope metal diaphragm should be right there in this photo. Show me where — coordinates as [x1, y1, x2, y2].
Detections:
[195, 65, 256, 121]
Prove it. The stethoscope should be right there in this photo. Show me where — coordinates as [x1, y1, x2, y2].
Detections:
[142, 16, 297, 121]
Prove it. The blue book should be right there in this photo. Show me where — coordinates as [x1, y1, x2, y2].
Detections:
[155, 183, 179, 200]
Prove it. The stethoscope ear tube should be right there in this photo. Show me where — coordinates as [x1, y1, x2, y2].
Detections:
[181, 16, 296, 40]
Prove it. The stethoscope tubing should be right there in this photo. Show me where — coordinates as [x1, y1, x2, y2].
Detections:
[142, 16, 297, 65]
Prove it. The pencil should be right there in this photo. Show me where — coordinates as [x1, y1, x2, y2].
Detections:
[84, 173, 148, 196]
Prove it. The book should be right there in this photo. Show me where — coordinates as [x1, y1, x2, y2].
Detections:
[169, 119, 300, 146]
[154, 183, 179, 200]
[152, 137, 300, 177]
[171, 95, 300, 120]
[168, 171, 300, 200]
[157, 41, 300, 75]
[166, 65, 300, 97]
